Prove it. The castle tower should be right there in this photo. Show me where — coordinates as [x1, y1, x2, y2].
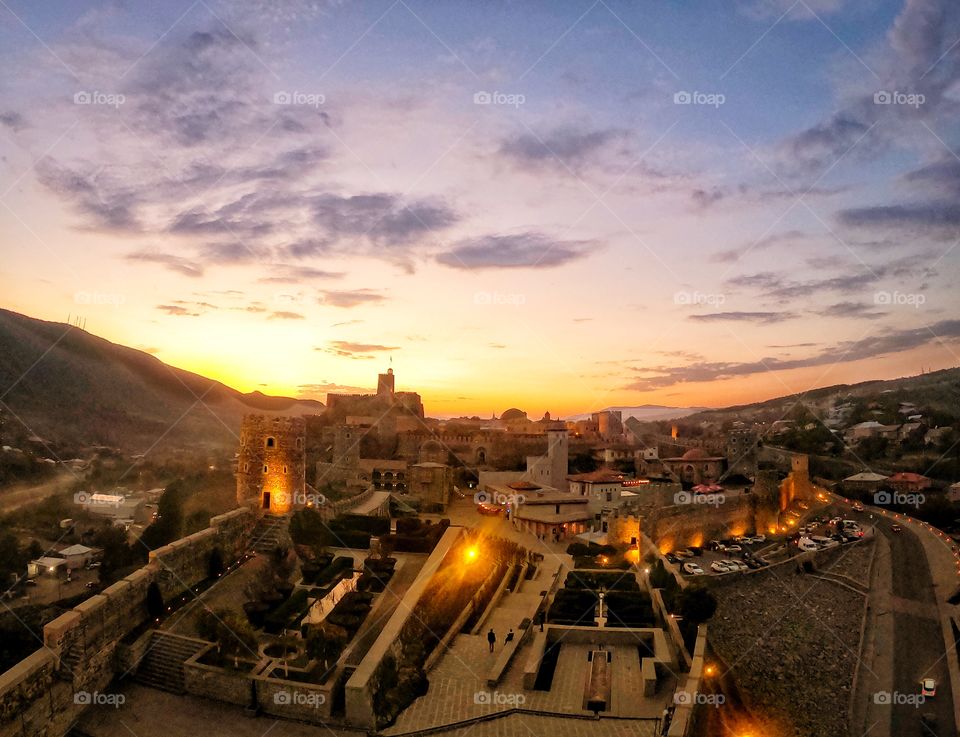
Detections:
[332, 425, 362, 469]
[236, 414, 306, 515]
[377, 367, 395, 399]
[546, 428, 569, 491]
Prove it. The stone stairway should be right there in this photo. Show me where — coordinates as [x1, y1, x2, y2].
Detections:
[134, 631, 207, 694]
[250, 513, 290, 554]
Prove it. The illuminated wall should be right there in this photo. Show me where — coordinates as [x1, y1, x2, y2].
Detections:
[236, 415, 306, 515]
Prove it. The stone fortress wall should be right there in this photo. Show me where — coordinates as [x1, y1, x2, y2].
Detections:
[0, 508, 254, 737]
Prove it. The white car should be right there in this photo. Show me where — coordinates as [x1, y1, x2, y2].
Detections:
[710, 561, 733, 573]
[724, 545, 743, 553]
[723, 559, 748, 571]
[921, 678, 936, 698]
[798, 538, 820, 552]
[749, 535, 766, 544]
[682, 562, 705, 575]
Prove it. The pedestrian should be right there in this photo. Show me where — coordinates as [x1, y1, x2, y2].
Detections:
[504, 628, 514, 645]
[487, 628, 496, 652]
[538, 611, 545, 632]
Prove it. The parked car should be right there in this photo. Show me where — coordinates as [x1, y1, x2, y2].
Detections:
[666, 553, 680, 564]
[688, 546, 704, 556]
[675, 549, 695, 559]
[724, 545, 742, 553]
[682, 562, 705, 575]
[853, 502, 864, 512]
[891, 524, 902, 533]
[921, 678, 936, 698]
[711, 561, 733, 573]
[745, 559, 762, 569]
[750, 534, 766, 544]
[798, 538, 820, 552]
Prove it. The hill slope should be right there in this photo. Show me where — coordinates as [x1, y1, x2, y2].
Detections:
[0, 309, 323, 453]
[567, 404, 709, 423]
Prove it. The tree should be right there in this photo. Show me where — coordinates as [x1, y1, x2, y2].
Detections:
[93, 525, 134, 582]
[146, 581, 164, 619]
[676, 585, 717, 625]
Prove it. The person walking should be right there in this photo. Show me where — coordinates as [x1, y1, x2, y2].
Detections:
[487, 628, 496, 652]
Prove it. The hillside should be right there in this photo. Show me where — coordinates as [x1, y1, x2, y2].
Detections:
[680, 367, 960, 426]
[567, 404, 709, 422]
[0, 309, 323, 453]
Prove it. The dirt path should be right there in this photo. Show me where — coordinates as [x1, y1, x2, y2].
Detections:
[0, 469, 76, 512]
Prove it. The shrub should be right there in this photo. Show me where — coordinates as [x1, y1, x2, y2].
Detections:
[264, 590, 310, 634]
[604, 591, 655, 627]
[547, 588, 597, 625]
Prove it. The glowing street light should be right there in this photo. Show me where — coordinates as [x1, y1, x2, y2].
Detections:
[464, 546, 479, 563]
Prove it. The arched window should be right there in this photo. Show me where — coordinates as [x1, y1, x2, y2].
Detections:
[283, 465, 288, 474]
[266, 437, 276, 448]
[263, 464, 269, 474]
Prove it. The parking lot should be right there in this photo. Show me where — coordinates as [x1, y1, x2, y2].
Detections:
[670, 517, 867, 578]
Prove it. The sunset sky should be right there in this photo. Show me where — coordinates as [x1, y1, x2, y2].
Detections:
[1, 0, 958, 418]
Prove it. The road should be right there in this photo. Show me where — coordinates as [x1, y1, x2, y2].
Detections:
[848, 508, 955, 736]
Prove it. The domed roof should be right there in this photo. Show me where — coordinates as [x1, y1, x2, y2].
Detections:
[681, 448, 708, 460]
[500, 408, 527, 421]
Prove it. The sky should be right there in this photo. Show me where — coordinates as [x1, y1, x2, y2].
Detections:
[1, 0, 959, 418]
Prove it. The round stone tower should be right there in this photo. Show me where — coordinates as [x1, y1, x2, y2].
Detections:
[236, 414, 306, 515]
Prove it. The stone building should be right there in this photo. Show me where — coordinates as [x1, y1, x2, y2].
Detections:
[725, 427, 759, 478]
[661, 448, 724, 486]
[236, 414, 306, 515]
[408, 462, 453, 512]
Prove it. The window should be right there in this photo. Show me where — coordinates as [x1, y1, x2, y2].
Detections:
[283, 465, 288, 474]
[263, 465, 269, 474]
[296, 438, 303, 449]
[266, 437, 276, 448]
[244, 463, 249, 472]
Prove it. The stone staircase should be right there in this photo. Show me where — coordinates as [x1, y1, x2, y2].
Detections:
[134, 631, 207, 694]
[250, 513, 290, 554]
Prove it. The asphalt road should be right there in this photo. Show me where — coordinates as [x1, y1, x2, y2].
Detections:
[849, 509, 955, 736]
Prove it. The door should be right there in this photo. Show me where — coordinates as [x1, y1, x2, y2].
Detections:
[262, 491, 271, 510]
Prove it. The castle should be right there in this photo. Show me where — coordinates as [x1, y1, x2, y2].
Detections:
[236, 414, 306, 515]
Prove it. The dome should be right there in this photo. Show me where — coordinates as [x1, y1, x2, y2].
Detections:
[681, 448, 708, 460]
[500, 408, 527, 422]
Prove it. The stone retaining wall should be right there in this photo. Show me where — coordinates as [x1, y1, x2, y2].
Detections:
[0, 508, 254, 737]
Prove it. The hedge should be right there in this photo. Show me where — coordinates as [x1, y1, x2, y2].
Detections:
[264, 589, 310, 634]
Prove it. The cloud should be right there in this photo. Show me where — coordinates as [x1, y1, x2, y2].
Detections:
[313, 193, 458, 247]
[35, 159, 141, 232]
[125, 250, 204, 277]
[156, 304, 200, 317]
[332, 319, 364, 327]
[499, 127, 624, 171]
[625, 318, 960, 389]
[688, 311, 797, 324]
[0, 111, 25, 130]
[268, 310, 305, 320]
[258, 264, 345, 283]
[318, 289, 386, 308]
[816, 302, 888, 319]
[837, 202, 960, 232]
[436, 232, 594, 269]
[317, 340, 399, 358]
[298, 381, 370, 396]
[710, 230, 811, 264]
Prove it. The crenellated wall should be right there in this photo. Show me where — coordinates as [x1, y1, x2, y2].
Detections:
[0, 507, 254, 737]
